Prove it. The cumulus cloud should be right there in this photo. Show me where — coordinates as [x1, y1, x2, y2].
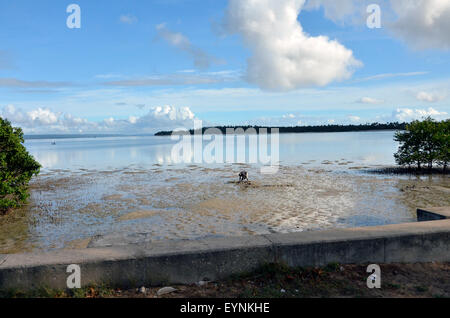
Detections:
[307, 0, 450, 50]
[390, 0, 450, 50]
[156, 23, 221, 70]
[148, 105, 195, 122]
[357, 97, 385, 104]
[1, 105, 88, 132]
[318, 0, 440, 40]
[0, 105, 198, 134]
[416, 91, 446, 103]
[223, 0, 362, 91]
[394, 107, 448, 122]
[304, 0, 368, 24]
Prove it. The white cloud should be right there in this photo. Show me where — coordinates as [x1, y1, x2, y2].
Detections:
[357, 97, 385, 104]
[416, 91, 446, 103]
[390, 0, 450, 50]
[304, 0, 367, 24]
[62, 113, 89, 128]
[305, 1, 450, 50]
[1, 105, 198, 134]
[151, 105, 195, 122]
[103, 117, 115, 126]
[156, 23, 222, 70]
[128, 116, 138, 124]
[1, 105, 88, 131]
[223, 0, 362, 91]
[394, 107, 448, 122]
[27, 108, 60, 125]
[119, 14, 138, 25]
[348, 115, 361, 123]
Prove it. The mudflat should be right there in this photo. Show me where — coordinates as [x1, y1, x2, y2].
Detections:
[1, 164, 449, 254]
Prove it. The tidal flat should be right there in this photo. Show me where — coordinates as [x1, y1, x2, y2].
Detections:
[1, 163, 449, 254]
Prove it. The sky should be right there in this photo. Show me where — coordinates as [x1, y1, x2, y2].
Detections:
[0, 0, 449, 134]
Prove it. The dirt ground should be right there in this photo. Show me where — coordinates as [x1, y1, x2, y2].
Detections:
[116, 263, 450, 299]
[4, 262, 448, 298]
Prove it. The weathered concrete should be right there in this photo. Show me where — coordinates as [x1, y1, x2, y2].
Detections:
[0, 235, 274, 290]
[417, 206, 450, 221]
[268, 218, 450, 267]
[1, 207, 449, 291]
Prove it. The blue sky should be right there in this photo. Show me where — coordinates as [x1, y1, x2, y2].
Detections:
[0, 0, 449, 133]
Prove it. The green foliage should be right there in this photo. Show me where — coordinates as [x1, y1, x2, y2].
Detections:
[435, 120, 450, 170]
[0, 118, 40, 214]
[394, 117, 450, 171]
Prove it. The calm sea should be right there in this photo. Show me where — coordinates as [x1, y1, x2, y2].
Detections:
[24, 131, 398, 171]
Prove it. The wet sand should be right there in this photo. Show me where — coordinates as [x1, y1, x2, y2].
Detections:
[0, 164, 449, 254]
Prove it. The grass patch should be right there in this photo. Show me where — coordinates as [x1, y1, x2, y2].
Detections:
[0, 284, 117, 299]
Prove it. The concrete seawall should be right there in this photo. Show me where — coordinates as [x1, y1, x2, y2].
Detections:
[1, 207, 449, 291]
[417, 206, 450, 221]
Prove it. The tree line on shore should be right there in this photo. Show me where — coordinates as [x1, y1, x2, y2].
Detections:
[394, 118, 449, 172]
[155, 122, 407, 136]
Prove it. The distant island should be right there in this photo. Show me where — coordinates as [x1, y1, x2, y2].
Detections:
[155, 122, 407, 136]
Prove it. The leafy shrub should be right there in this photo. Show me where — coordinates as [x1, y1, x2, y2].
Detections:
[0, 118, 40, 214]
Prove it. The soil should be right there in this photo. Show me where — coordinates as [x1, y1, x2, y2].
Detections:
[115, 263, 450, 299]
[5, 262, 448, 298]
